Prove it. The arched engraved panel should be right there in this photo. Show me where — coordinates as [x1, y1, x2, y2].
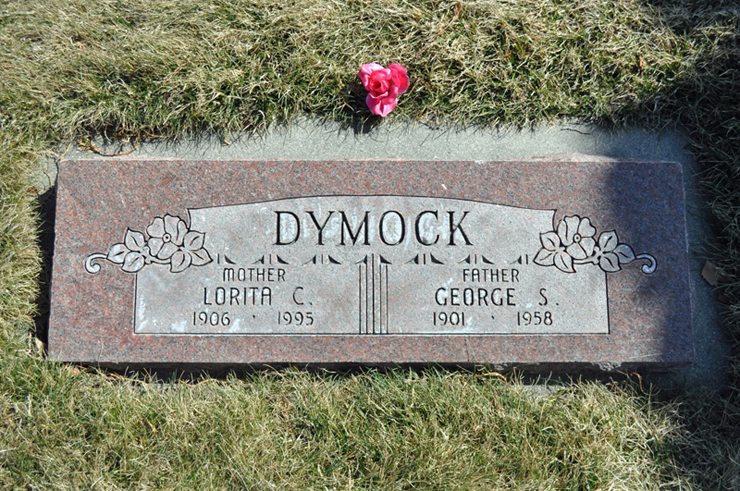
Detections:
[83, 196, 658, 336]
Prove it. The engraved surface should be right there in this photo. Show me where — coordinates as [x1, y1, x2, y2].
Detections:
[128, 197, 614, 335]
[48, 158, 692, 367]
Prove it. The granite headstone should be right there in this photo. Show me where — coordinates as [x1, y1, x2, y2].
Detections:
[48, 158, 693, 369]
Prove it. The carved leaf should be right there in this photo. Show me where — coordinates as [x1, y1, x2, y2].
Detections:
[599, 252, 621, 272]
[170, 250, 192, 273]
[182, 231, 205, 251]
[107, 243, 129, 264]
[122, 251, 145, 273]
[614, 244, 635, 263]
[540, 232, 561, 251]
[534, 249, 555, 266]
[554, 251, 575, 273]
[124, 229, 146, 252]
[190, 248, 212, 266]
[598, 231, 619, 252]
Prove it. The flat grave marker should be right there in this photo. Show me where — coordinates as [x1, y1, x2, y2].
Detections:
[49, 158, 692, 369]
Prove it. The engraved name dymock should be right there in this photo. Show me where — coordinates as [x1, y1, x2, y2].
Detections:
[274, 209, 473, 246]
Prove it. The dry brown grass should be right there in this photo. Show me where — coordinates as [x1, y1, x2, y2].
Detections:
[2, 0, 740, 488]
[0, 367, 687, 489]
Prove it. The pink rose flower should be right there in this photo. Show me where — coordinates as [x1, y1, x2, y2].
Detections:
[358, 63, 409, 117]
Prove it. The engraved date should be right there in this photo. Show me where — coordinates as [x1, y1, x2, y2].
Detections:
[433, 311, 466, 326]
[516, 311, 552, 326]
[277, 311, 315, 326]
[193, 311, 231, 326]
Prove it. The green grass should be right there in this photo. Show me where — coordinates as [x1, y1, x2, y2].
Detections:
[2, 0, 740, 488]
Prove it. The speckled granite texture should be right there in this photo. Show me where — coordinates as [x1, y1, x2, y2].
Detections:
[49, 158, 692, 370]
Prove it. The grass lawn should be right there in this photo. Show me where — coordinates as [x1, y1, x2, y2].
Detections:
[2, 0, 740, 488]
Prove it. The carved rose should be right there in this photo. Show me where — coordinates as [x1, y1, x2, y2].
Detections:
[85, 214, 212, 274]
[534, 215, 655, 275]
[534, 216, 596, 273]
[147, 215, 188, 260]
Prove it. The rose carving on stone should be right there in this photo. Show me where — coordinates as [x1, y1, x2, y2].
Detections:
[85, 214, 212, 274]
[534, 215, 656, 274]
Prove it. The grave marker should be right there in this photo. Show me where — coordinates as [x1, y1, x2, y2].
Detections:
[49, 158, 692, 369]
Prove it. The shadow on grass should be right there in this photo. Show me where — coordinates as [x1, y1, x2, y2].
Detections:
[34, 186, 56, 350]
[633, 0, 740, 488]
[333, 81, 385, 135]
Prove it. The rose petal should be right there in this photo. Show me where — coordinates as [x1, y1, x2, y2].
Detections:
[358, 63, 385, 88]
[560, 216, 580, 245]
[377, 98, 397, 117]
[146, 217, 165, 238]
[370, 81, 389, 95]
[580, 237, 596, 257]
[366, 93, 397, 117]
[365, 93, 379, 114]
[174, 219, 188, 245]
[578, 217, 596, 238]
[566, 242, 588, 260]
[164, 214, 180, 237]
[387, 63, 409, 94]
[148, 237, 164, 256]
[157, 241, 178, 260]
[368, 70, 391, 95]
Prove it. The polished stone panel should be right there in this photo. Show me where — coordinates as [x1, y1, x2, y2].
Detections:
[49, 157, 692, 370]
